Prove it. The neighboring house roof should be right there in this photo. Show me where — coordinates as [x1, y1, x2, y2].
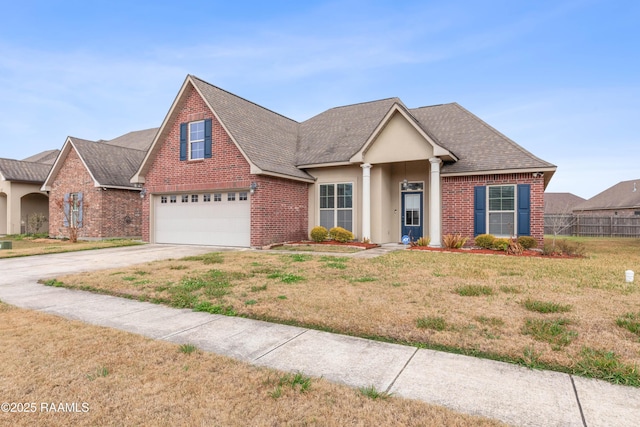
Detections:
[22, 149, 60, 165]
[104, 128, 158, 151]
[544, 192, 586, 214]
[43, 129, 155, 191]
[133, 75, 556, 184]
[573, 179, 640, 212]
[0, 158, 52, 183]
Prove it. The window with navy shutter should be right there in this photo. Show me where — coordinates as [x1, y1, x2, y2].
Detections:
[179, 123, 187, 161]
[180, 119, 212, 160]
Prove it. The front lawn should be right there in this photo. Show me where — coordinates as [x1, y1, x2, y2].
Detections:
[0, 235, 143, 258]
[49, 238, 640, 386]
[0, 303, 500, 426]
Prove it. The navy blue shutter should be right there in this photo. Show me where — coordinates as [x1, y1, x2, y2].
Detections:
[474, 186, 486, 236]
[517, 184, 531, 236]
[77, 192, 84, 228]
[63, 193, 70, 227]
[204, 118, 212, 158]
[179, 123, 187, 161]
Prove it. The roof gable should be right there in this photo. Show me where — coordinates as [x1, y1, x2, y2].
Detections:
[133, 75, 312, 183]
[349, 104, 454, 164]
[43, 133, 149, 191]
[574, 180, 640, 211]
[544, 192, 586, 214]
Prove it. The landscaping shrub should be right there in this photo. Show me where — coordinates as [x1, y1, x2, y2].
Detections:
[474, 234, 495, 249]
[543, 239, 586, 257]
[329, 227, 354, 243]
[507, 238, 524, 255]
[517, 236, 538, 249]
[442, 234, 468, 249]
[414, 236, 430, 247]
[492, 238, 510, 251]
[310, 226, 328, 242]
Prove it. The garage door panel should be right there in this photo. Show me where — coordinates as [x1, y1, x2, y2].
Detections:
[154, 193, 250, 246]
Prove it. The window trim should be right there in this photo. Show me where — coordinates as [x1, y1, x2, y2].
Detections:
[487, 184, 517, 237]
[319, 182, 354, 232]
[189, 120, 205, 160]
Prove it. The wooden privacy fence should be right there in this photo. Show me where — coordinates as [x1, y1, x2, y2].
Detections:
[544, 215, 640, 237]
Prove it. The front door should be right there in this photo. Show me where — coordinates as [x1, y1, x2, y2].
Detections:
[401, 192, 423, 242]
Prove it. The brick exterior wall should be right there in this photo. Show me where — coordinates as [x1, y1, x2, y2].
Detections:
[441, 173, 545, 246]
[141, 84, 308, 247]
[48, 148, 143, 239]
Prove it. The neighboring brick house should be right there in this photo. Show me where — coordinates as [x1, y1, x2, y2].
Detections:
[0, 150, 58, 235]
[131, 75, 556, 247]
[573, 179, 640, 217]
[42, 129, 157, 240]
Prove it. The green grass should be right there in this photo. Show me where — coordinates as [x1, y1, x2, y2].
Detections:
[575, 347, 640, 386]
[193, 301, 237, 316]
[616, 312, 640, 338]
[267, 372, 313, 398]
[182, 253, 224, 264]
[359, 385, 392, 400]
[267, 272, 305, 283]
[522, 318, 577, 349]
[416, 316, 447, 331]
[455, 285, 494, 296]
[179, 344, 198, 354]
[522, 299, 572, 314]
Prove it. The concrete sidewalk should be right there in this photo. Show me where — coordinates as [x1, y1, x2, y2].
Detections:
[1, 245, 639, 426]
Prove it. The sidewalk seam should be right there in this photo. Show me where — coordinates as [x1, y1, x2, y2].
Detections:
[253, 329, 309, 361]
[384, 347, 419, 394]
[570, 375, 588, 427]
[158, 317, 223, 340]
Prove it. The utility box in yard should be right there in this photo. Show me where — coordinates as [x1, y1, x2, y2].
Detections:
[0, 241, 12, 250]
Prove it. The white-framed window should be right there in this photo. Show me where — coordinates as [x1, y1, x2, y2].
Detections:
[170, 195, 177, 203]
[239, 192, 248, 201]
[189, 120, 205, 160]
[488, 185, 516, 236]
[160, 196, 167, 204]
[319, 183, 353, 232]
[70, 193, 81, 227]
[191, 194, 199, 203]
[214, 193, 222, 202]
[203, 194, 211, 202]
[228, 193, 236, 201]
[181, 195, 189, 203]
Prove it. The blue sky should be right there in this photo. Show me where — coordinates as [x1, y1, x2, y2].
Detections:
[0, 0, 638, 199]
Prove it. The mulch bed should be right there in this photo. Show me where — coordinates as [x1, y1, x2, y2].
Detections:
[272, 240, 380, 250]
[409, 246, 577, 258]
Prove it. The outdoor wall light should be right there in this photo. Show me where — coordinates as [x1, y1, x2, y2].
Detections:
[139, 188, 148, 199]
[402, 179, 408, 190]
[250, 182, 258, 194]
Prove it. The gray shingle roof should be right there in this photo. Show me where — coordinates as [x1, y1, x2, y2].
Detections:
[70, 138, 147, 188]
[22, 149, 60, 165]
[297, 98, 403, 165]
[544, 192, 586, 214]
[105, 128, 158, 151]
[573, 179, 640, 211]
[0, 158, 52, 183]
[191, 76, 311, 180]
[409, 103, 556, 174]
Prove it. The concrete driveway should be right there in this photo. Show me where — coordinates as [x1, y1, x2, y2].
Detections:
[0, 244, 639, 426]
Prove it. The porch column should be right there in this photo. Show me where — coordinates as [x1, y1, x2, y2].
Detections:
[361, 163, 371, 241]
[429, 157, 442, 247]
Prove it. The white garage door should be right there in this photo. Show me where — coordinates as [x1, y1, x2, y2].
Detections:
[154, 192, 250, 246]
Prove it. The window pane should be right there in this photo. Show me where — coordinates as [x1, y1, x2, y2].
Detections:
[337, 183, 352, 208]
[489, 212, 514, 236]
[320, 185, 334, 209]
[337, 210, 352, 232]
[190, 121, 204, 141]
[228, 193, 236, 201]
[191, 141, 204, 159]
[489, 185, 514, 211]
[320, 210, 334, 230]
